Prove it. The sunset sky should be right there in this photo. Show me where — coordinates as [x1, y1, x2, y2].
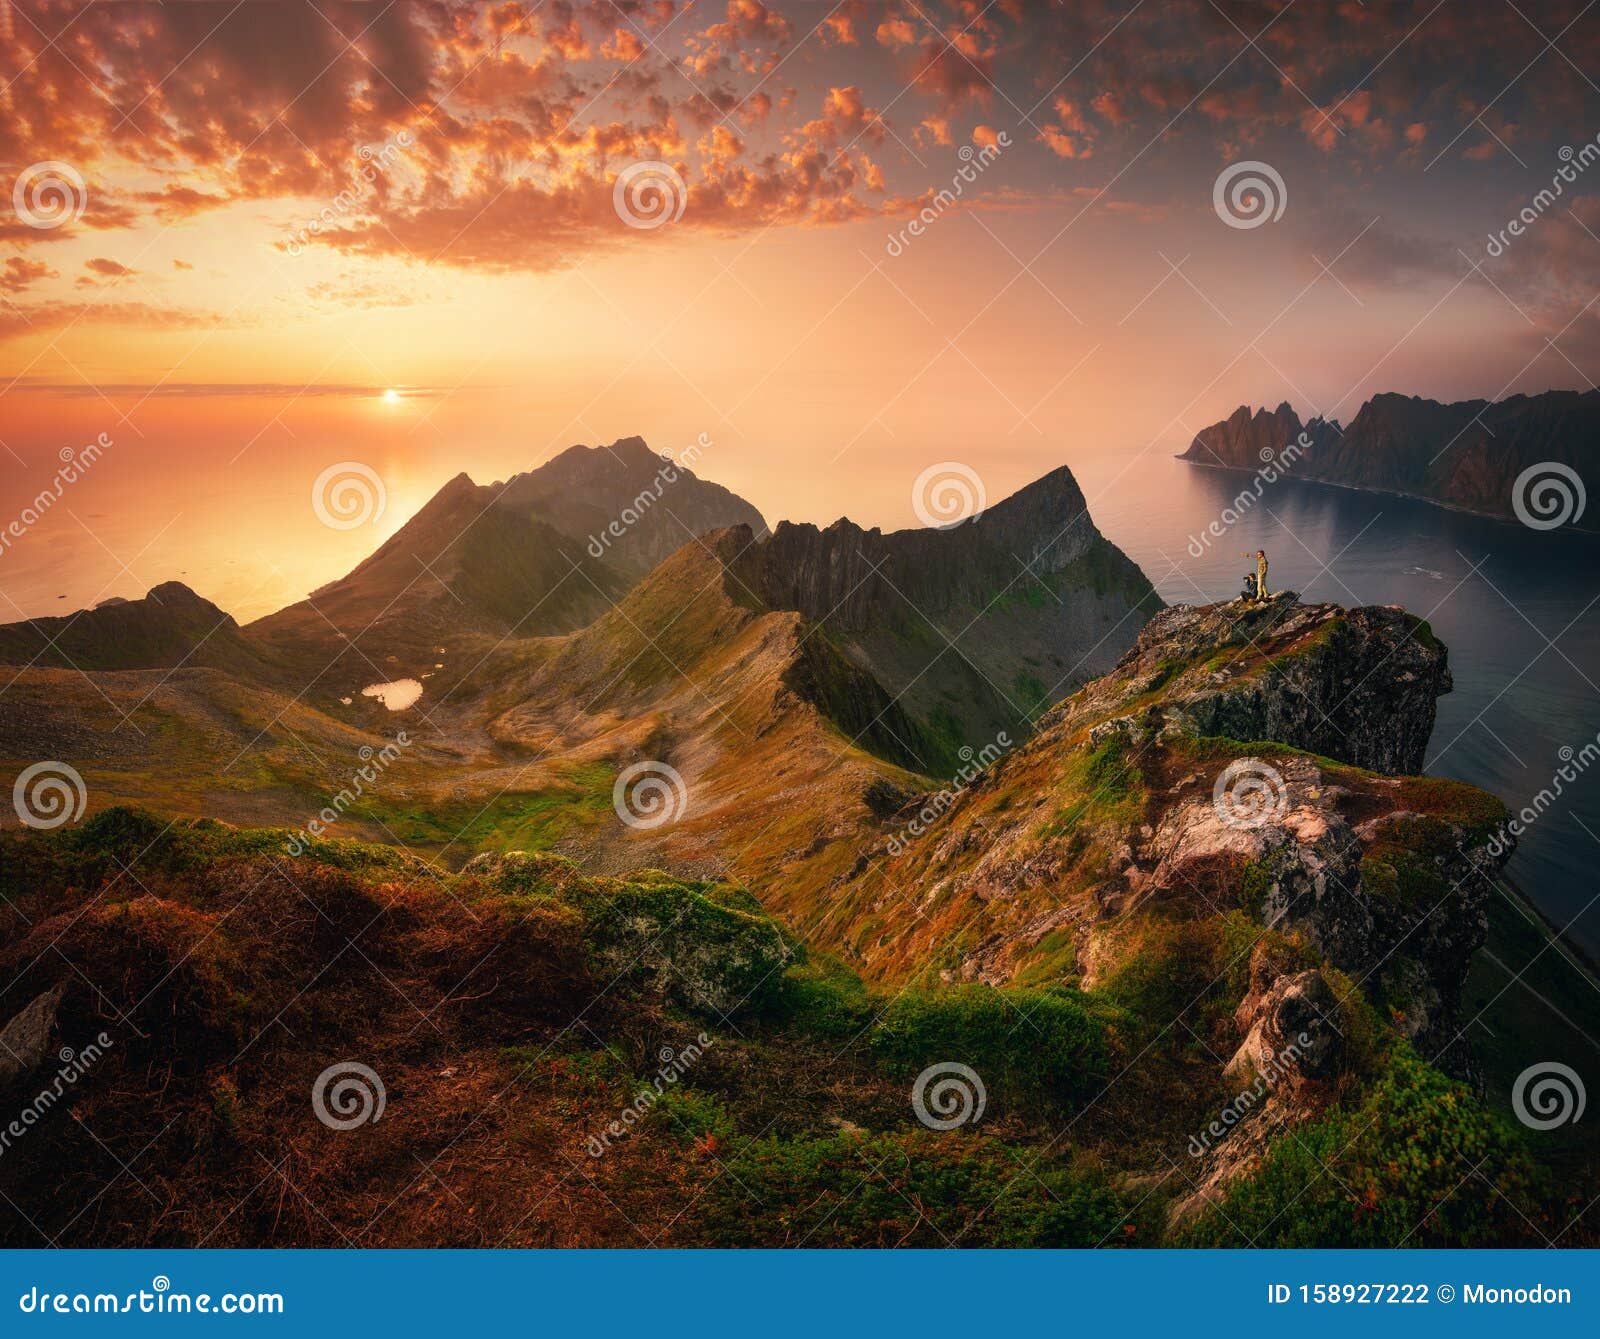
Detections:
[4, 0, 1600, 620]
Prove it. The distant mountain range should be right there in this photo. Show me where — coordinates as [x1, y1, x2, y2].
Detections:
[247, 437, 764, 675]
[0, 440, 1159, 839]
[1181, 389, 1598, 530]
[0, 581, 272, 677]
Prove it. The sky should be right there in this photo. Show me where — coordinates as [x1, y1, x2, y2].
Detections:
[3, 0, 1600, 621]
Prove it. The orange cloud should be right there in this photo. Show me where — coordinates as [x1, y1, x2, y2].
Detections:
[1091, 91, 1128, 126]
[83, 257, 135, 278]
[876, 17, 917, 48]
[1, 257, 55, 293]
[601, 27, 646, 61]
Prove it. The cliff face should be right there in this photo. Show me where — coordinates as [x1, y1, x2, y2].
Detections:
[732, 464, 1161, 762]
[741, 464, 1113, 625]
[1182, 390, 1599, 529]
[740, 589, 1512, 1222]
[1071, 595, 1451, 774]
[1183, 402, 1343, 471]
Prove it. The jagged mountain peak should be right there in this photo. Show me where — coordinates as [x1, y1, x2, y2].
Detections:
[744, 459, 1144, 625]
[1184, 388, 1596, 529]
[725, 460, 1160, 761]
[490, 435, 769, 578]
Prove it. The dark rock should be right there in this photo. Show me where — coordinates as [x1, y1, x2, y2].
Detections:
[1229, 967, 1342, 1083]
[0, 983, 66, 1087]
[730, 463, 1161, 756]
[1095, 594, 1450, 774]
[1182, 390, 1599, 530]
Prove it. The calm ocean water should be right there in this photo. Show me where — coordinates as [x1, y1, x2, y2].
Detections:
[1075, 454, 1600, 959]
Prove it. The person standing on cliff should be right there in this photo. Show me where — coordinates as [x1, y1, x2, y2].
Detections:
[1242, 549, 1269, 600]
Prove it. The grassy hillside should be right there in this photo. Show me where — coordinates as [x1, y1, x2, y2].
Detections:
[0, 809, 1572, 1248]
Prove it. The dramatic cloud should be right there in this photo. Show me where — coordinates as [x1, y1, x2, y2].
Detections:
[0, 0, 1595, 316]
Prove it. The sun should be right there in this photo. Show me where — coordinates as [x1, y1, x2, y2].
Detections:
[382, 388, 400, 405]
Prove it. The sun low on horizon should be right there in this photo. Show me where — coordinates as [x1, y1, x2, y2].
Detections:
[2, 0, 1600, 621]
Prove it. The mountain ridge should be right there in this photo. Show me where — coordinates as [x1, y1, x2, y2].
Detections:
[494, 435, 770, 579]
[735, 463, 1161, 755]
[2, 586, 1578, 1248]
[2, 449, 1160, 779]
[1181, 388, 1598, 530]
[0, 580, 273, 676]
[241, 435, 768, 690]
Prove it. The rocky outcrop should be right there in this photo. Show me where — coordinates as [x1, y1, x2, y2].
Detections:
[1070, 593, 1451, 774]
[1168, 952, 1343, 1229]
[792, 590, 1513, 1224]
[0, 983, 66, 1086]
[1226, 964, 1342, 1085]
[1127, 747, 1498, 1075]
[795, 591, 1508, 1136]
[1073, 602, 1495, 1074]
[1182, 390, 1599, 530]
